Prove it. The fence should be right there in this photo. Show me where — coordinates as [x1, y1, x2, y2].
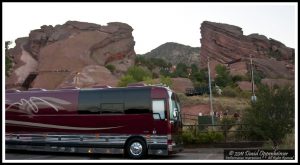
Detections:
[182, 113, 249, 143]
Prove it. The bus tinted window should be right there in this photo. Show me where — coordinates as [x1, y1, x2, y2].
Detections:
[78, 88, 151, 115]
[78, 90, 101, 114]
[124, 88, 151, 114]
[100, 103, 124, 114]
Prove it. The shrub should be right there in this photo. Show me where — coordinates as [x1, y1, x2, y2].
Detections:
[117, 75, 135, 87]
[105, 64, 116, 73]
[197, 131, 224, 143]
[160, 76, 173, 88]
[143, 76, 154, 85]
[222, 86, 239, 97]
[242, 85, 294, 148]
[232, 75, 243, 83]
[118, 66, 152, 87]
[219, 117, 237, 142]
[182, 130, 224, 144]
[182, 131, 197, 144]
[127, 66, 152, 82]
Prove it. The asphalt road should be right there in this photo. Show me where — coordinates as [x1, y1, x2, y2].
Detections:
[5, 148, 224, 160]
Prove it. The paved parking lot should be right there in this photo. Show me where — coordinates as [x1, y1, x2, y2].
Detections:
[5, 148, 224, 160]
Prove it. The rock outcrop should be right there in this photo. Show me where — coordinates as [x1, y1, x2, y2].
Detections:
[142, 42, 200, 65]
[200, 21, 294, 80]
[171, 78, 194, 93]
[6, 21, 136, 89]
[261, 78, 294, 88]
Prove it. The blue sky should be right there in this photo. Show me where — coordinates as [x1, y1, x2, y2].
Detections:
[3, 2, 297, 54]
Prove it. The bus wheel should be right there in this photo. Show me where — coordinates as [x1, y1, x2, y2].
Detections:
[126, 138, 147, 159]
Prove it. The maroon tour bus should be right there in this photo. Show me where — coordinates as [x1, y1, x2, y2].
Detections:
[5, 85, 183, 159]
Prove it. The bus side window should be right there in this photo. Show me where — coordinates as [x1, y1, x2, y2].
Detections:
[152, 100, 165, 120]
[100, 103, 124, 114]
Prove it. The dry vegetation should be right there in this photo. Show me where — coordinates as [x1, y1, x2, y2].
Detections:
[178, 93, 251, 115]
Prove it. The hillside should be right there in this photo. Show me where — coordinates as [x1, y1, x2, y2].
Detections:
[142, 42, 200, 65]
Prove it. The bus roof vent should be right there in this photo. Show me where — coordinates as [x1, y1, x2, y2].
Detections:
[92, 85, 112, 88]
[6, 89, 21, 93]
[59, 86, 80, 90]
[127, 83, 146, 87]
[152, 83, 168, 87]
[28, 88, 47, 91]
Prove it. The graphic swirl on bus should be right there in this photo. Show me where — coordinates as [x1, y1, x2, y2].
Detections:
[5, 97, 71, 114]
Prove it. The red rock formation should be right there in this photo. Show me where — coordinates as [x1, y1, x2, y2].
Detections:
[261, 78, 294, 88]
[237, 81, 257, 91]
[6, 21, 136, 89]
[200, 21, 294, 80]
[171, 78, 194, 93]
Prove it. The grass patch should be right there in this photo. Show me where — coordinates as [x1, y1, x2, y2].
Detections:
[262, 132, 295, 150]
[178, 92, 251, 114]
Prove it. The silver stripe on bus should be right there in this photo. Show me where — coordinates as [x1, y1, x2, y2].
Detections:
[6, 120, 123, 130]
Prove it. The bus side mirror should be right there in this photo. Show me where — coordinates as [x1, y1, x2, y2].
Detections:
[153, 113, 162, 120]
[173, 108, 178, 119]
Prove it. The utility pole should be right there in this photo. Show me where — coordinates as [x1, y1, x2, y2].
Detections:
[250, 55, 257, 102]
[207, 57, 215, 128]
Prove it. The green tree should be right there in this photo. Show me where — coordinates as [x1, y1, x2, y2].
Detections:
[215, 64, 232, 87]
[150, 58, 168, 68]
[192, 69, 207, 82]
[117, 66, 152, 87]
[5, 41, 13, 76]
[173, 63, 188, 78]
[242, 85, 294, 148]
[127, 66, 152, 82]
[117, 75, 136, 87]
[160, 76, 173, 88]
[190, 64, 199, 73]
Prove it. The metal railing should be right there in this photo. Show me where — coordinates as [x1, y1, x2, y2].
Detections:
[182, 113, 249, 142]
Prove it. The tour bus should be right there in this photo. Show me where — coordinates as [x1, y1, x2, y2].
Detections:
[5, 84, 183, 159]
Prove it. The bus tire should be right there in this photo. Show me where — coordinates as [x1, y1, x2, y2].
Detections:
[126, 138, 147, 159]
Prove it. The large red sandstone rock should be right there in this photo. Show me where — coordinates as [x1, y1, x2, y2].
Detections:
[237, 81, 257, 91]
[261, 78, 294, 88]
[200, 21, 294, 80]
[6, 21, 135, 89]
[53, 65, 118, 88]
[6, 38, 38, 87]
[229, 61, 248, 76]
